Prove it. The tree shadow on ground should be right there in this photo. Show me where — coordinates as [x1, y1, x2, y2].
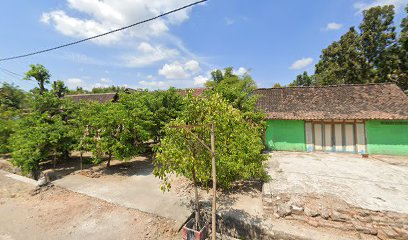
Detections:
[96, 154, 154, 177]
[217, 180, 263, 208]
[39, 156, 95, 180]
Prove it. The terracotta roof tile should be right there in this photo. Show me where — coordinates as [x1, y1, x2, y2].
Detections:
[64, 93, 118, 103]
[254, 83, 408, 120]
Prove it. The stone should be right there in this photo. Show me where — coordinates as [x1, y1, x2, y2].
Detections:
[352, 221, 378, 235]
[276, 203, 292, 217]
[291, 205, 304, 214]
[355, 215, 373, 223]
[304, 206, 320, 217]
[307, 218, 319, 228]
[331, 210, 349, 222]
[321, 209, 330, 220]
[359, 233, 379, 240]
[393, 227, 408, 238]
[381, 227, 399, 239]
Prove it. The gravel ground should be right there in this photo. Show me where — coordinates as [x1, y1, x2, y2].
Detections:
[0, 172, 179, 240]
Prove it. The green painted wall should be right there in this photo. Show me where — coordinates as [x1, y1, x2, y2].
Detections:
[265, 120, 306, 151]
[366, 120, 408, 156]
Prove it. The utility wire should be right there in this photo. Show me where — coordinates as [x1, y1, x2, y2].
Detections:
[0, 67, 24, 78]
[0, 0, 207, 62]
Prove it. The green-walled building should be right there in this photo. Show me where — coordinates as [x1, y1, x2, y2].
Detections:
[255, 83, 408, 156]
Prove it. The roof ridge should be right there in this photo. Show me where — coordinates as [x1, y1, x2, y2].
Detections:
[256, 83, 395, 90]
[65, 92, 117, 97]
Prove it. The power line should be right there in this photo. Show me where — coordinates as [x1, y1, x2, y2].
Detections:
[0, 0, 207, 62]
[0, 67, 24, 78]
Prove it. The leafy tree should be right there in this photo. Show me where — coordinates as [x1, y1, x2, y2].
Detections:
[52, 80, 68, 98]
[206, 67, 257, 112]
[272, 83, 283, 88]
[66, 87, 90, 95]
[0, 82, 27, 109]
[315, 27, 372, 85]
[24, 64, 51, 95]
[10, 92, 73, 178]
[205, 67, 265, 125]
[154, 93, 268, 191]
[0, 83, 27, 153]
[83, 101, 151, 167]
[395, 5, 408, 91]
[140, 89, 184, 141]
[91, 85, 126, 93]
[0, 109, 19, 154]
[359, 5, 397, 83]
[290, 71, 314, 86]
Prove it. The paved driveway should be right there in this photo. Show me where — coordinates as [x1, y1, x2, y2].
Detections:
[263, 151, 408, 214]
[54, 159, 191, 228]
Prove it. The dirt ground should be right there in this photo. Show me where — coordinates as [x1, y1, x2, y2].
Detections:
[0, 172, 179, 240]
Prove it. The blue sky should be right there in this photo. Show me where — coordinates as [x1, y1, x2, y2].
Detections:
[0, 0, 407, 91]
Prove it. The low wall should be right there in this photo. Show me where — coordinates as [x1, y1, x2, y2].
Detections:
[263, 192, 408, 240]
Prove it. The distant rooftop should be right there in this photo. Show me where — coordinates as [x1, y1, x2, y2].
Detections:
[254, 83, 408, 120]
[64, 93, 118, 103]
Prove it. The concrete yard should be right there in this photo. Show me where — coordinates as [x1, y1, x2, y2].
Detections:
[264, 151, 408, 214]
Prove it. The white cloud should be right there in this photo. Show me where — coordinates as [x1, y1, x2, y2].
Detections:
[233, 67, 248, 76]
[289, 58, 313, 70]
[324, 22, 343, 31]
[354, 0, 408, 12]
[139, 80, 168, 88]
[158, 60, 201, 79]
[65, 77, 112, 90]
[66, 78, 84, 88]
[100, 78, 111, 83]
[184, 60, 200, 73]
[41, 0, 203, 45]
[123, 42, 179, 67]
[193, 75, 209, 85]
[225, 18, 235, 25]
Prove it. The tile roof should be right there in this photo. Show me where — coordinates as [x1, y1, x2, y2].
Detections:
[64, 93, 118, 103]
[254, 83, 408, 120]
[177, 88, 205, 97]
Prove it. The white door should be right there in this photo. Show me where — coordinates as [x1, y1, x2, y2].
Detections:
[324, 124, 333, 152]
[334, 124, 343, 152]
[314, 124, 323, 151]
[344, 124, 355, 152]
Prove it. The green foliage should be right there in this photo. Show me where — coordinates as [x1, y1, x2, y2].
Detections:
[315, 27, 372, 85]
[52, 80, 68, 98]
[91, 85, 126, 93]
[312, 5, 408, 91]
[66, 87, 90, 95]
[10, 92, 74, 177]
[154, 93, 268, 190]
[206, 67, 256, 112]
[24, 64, 51, 95]
[290, 71, 314, 86]
[119, 88, 183, 141]
[0, 83, 27, 153]
[0, 82, 27, 109]
[0, 110, 18, 154]
[272, 83, 283, 88]
[205, 67, 265, 125]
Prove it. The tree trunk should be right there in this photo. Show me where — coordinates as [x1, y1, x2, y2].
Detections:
[80, 151, 83, 171]
[192, 167, 200, 230]
[107, 153, 112, 168]
[53, 153, 57, 169]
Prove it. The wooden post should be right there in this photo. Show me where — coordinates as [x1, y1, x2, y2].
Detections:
[211, 123, 216, 240]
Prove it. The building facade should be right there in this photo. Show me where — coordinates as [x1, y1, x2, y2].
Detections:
[255, 84, 408, 156]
